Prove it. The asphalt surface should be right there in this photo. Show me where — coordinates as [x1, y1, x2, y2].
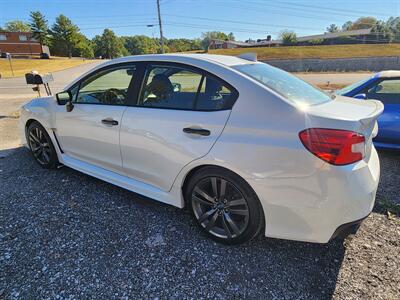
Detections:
[0, 64, 398, 299]
[0, 61, 104, 116]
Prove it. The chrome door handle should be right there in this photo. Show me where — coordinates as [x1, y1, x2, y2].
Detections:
[101, 118, 118, 126]
[183, 127, 211, 136]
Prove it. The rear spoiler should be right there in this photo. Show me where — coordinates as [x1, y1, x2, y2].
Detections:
[237, 53, 257, 62]
[359, 100, 384, 126]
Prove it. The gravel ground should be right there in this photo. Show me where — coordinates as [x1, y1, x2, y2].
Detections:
[0, 116, 399, 299]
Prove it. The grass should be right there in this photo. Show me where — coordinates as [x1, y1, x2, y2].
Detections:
[0, 57, 96, 78]
[378, 197, 400, 217]
[201, 44, 400, 60]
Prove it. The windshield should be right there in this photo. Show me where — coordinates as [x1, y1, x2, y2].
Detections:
[336, 76, 372, 95]
[233, 63, 331, 106]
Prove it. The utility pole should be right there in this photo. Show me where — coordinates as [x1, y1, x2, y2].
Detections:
[156, 0, 165, 53]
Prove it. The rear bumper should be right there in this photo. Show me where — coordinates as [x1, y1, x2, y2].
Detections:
[329, 214, 369, 241]
[248, 147, 380, 243]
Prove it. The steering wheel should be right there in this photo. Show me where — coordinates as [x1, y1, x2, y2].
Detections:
[103, 88, 127, 104]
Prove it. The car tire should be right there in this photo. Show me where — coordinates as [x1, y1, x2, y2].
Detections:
[185, 166, 264, 245]
[27, 121, 58, 169]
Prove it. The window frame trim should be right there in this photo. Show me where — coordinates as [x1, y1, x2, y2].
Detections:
[364, 77, 400, 95]
[68, 62, 140, 107]
[66, 61, 239, 111]
[136, 61, 239, 112]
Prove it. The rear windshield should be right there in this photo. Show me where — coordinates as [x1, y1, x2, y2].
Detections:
[233, 63, 331, 106]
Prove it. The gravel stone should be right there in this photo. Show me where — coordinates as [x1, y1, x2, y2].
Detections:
[0, 116, 399, 299]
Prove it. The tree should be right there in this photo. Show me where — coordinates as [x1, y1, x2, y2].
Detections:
[342, 21, 353, 31]
[93, 29, 127, 59]
[51, 15, 81, 57]
[167, 38, 202, 53]
[122, 35, 160, 55]
[227, 32, 235, 41]
[74, 34, 94, 58]
[200, 31, 234, 50]
[348, 17, 377, 30]
[4, 20, 31, 32]
[280, 30, 297, 45]
[29, 11, 50, 45]
[326, 24, 339, 33]
[372, 20, 394, 43]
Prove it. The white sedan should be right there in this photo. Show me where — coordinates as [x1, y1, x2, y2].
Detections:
[19, 54, 383, 244]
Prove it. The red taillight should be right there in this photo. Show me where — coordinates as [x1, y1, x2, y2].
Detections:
[299, 128, 365, 165]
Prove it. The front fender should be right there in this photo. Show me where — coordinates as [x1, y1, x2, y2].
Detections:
[19, 96, 58, 145]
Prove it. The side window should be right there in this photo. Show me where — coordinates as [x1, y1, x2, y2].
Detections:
[75, 65, 136, 105]
[196, 76, 234, 110]
[139, 64, 237, 111]
[368, 79, 400, 94]
[367, 79, 400, 104]
[140, 65, 202, 109]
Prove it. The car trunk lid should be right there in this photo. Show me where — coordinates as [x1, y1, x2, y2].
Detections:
[302, 96, 384, 162]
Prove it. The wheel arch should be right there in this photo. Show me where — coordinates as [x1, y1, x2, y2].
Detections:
[180, 163, 263, 212]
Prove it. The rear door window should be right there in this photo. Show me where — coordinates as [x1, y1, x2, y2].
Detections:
[139, 63, 237, 111]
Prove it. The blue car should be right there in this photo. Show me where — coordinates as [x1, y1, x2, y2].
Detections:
[337, 71, 400, 150]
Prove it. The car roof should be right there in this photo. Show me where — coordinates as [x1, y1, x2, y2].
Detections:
[108, 53, 254, 67]
[64, 54, 253, 91]
[377, 70, 400, 78]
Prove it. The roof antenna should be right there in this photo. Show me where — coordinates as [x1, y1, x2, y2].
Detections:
[238, 52, 257, 62]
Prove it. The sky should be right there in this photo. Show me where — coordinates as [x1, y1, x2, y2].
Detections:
[0, 0, 399, 41]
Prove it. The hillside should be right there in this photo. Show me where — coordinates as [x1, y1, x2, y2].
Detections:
[204, 44, 400, 60]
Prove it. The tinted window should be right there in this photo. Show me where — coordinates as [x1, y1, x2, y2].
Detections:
[233, 63, 330, 106]
[196, 77, 234, 110]
[140, 65, 202, 109]
[75, 66, 136, 105]
[139, 64, 236, 110]
[366, 79, 400, 104]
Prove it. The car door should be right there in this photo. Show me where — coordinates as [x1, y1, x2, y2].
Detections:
[119, 62, 238, 191]
[55, 64, 137, 174]
[365, 78, 400, 144]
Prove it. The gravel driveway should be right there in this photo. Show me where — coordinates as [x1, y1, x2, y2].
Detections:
[0, 66, 399, 299]
[0, 121, 399, 299]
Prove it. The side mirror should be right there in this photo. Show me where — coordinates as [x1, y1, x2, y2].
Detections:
[56, 91, 71, 105]
[354, 93, 366, 100]
[56, 91, 74, 112]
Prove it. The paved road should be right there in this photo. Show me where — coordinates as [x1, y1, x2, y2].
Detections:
[0, 62, 104, 116]
[296, 72, 372, 85]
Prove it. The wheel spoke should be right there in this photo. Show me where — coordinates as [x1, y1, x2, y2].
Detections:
[198, 208, 217, 224]
[29, 132, 40, 143]
[224, 212, 240, 235]
[33, 149, 42, 158]
[42, 150, 50, 162]
[211, 177, 218, 197]
[192, 195, 214, 206]
[193, 187, 215, 203]
[31, 145, 41, 152]
[227, 198, 246, 207]
[219, 179, 227, 199]
[38, 128, 43, 141]
[222, 214, 232, 238]
[229, 208, 249, 216]
[205, 211, 219, 231]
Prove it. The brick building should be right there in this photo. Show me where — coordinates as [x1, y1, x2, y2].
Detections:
[0, 31, 44, 56]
